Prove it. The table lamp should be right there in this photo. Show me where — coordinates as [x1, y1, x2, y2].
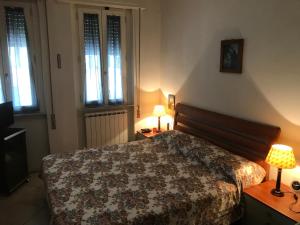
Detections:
[153, 105, 166, 132]
[265, 144, 296, 197]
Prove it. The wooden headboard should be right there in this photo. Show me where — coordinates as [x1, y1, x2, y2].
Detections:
[174, 103, 281, 174]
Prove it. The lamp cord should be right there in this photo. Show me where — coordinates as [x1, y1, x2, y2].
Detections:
[289, 193, 300, 213]
[283, 191, 300, 213]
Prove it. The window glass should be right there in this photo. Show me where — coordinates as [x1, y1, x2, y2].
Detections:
[83, 13, 103, 105]
[107, 15, 123, 104]
[5, 7, 37, 111]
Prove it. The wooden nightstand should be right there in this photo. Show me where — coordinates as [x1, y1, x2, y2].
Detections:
[243, 180, 300, 225]
[135, 130, 164, 140]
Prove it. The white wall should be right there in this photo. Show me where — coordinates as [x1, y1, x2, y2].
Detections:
[46, 0, 81, 153]
[160, 0, 300, 182]
[135, 0, 162, 130]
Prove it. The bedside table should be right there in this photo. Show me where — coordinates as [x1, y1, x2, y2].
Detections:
[243, 180, 300, 225]
[135, 130, 164, 140]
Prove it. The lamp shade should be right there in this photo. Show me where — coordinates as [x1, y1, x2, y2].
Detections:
[153, 105, 166, 117]
[266, 144, 296, 169]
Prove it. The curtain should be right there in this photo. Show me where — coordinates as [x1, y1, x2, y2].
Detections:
[5, 7, 37, 111]
[107, 15, 123, 104]
[84, 13, 103, 105]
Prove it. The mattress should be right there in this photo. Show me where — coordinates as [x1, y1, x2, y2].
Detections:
[42, 130, 266, 225]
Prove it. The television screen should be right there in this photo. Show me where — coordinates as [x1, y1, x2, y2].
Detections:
[0, 102, 14, 129]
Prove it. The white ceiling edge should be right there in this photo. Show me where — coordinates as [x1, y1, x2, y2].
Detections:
[56, 0, 146, 9]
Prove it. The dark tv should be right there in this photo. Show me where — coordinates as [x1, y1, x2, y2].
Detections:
[0, 102, 14, 129]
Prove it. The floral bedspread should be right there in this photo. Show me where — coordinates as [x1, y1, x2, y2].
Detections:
[42, 130, 265, 225]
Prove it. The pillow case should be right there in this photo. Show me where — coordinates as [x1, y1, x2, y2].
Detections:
[152, 130, 266, 189]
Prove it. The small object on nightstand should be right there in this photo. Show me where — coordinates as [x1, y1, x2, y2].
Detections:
[141, 128, 151, 133]
[265, 144, 296, 197]
[292, 181, 300, 192]
[135, 129, 164, 140]
[243, 180, 300, 225]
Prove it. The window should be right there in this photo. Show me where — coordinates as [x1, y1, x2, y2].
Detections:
[83, 13, 103, 105]
[0, 2, 39, 112]
[107, 15, 123, 104]
[78, 8, 126, 107]
[0, 80, 4, 104]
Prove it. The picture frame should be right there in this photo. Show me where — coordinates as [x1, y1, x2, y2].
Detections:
[220, 39, 244, 73]
[168, 94, 175, 110]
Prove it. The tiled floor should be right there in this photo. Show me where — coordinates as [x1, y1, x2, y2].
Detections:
[0, 174, 50, 225]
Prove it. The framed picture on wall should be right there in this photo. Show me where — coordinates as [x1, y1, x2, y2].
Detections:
[220, 39, 244, 73]
[168, 94, 175, 110]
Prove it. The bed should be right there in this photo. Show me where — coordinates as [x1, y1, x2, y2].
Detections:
[42, 103, 280, 225]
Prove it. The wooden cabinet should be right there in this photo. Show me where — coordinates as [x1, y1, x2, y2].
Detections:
[243, 180, 300, 225]
[0, 128, 28, 194]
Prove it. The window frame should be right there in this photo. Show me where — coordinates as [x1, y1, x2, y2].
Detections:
[77, 7, 127, 108]
[0, 0, 43, 113]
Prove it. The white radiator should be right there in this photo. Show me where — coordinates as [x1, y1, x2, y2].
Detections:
[85, 110, 128, 148]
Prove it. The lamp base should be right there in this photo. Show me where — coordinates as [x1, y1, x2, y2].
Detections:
[271, 188, 284, 197]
